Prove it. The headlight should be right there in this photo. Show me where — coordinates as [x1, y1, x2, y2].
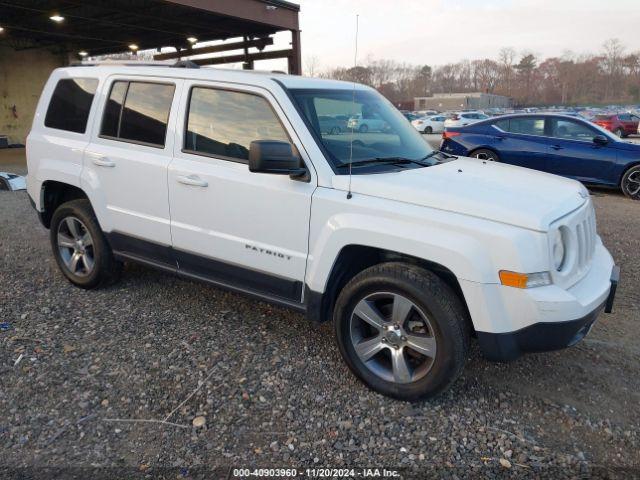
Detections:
[552, 228, 566, 271]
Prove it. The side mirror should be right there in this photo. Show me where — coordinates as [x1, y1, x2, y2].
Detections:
[249, 140, 307, 178]
[593, 134, 609, 146]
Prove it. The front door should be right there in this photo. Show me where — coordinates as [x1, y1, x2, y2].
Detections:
[167, 82, 316, 304]
[83, 77, 181, 266]
[545, 117, 617, 184]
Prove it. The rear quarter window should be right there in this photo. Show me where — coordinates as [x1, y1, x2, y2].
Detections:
[44, 78, 98, 133]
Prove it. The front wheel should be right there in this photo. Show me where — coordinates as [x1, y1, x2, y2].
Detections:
[334, 263, 470, 401]
[359, 124, 369, 133]
[621, 165, 640, 200]
[50, 199, 122, 289]
[424, 126, 433, 134]
[614, 128, 624, 138]
[471, 148, 500, 162]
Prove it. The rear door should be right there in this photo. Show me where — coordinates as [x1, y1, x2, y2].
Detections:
[83, 77, 182, 266]
[167, 81, 316, 304]
[545, 117, 617, 184]
[490, 116, 549, 171]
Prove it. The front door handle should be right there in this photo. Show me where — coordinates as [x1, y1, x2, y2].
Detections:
[176, 175, 208, 188]
[93, 157, 115, 167]
[551, 145, 563, 151]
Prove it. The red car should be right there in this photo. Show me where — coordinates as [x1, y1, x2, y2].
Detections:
[592, 113, 640, 137]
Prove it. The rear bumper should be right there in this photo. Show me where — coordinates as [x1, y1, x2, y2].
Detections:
[477, 265, 619, 362]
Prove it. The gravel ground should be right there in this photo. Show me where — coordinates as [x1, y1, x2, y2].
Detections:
[1, 189, 639, 479]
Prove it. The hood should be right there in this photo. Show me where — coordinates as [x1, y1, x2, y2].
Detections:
[332, 157, 588, 232]
[613, 140, 640, 152]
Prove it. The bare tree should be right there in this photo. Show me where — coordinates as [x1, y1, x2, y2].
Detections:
[304, 55, 321, 77]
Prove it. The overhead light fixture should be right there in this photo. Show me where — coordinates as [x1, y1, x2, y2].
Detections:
[187, 37, 198, 44]
[0, 26, 4, 33]
[78, 51, 88, 57]
[266, 5, 277, 10]
[128, 44, 139, 51]
[50, 15, 65, 23]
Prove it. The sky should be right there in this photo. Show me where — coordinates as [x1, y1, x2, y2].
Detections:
[265, 0, 640, 72]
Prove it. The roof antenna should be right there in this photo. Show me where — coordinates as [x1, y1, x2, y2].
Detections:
[347, 13, 359, 200]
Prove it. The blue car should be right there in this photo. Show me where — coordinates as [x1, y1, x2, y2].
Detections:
[441, 114, 640, 200]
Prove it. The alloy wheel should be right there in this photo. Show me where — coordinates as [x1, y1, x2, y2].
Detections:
[624, 170, 640, 198]
[349, 292, 437, 384]
[57, 216, 95, 277]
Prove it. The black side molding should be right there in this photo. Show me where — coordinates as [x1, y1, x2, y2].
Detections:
[605, 265, 620, 314]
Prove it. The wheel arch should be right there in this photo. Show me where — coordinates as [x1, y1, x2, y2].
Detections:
[40, 180, 89, 229]
[619, 161, 640, 187]
[305, 244, 474, 335]
[468, 146, 500, 160]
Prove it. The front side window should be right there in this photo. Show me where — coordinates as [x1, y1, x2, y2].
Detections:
[184, 87, 290, 162]
[290, 88, 434, 172]
[550, 119, 596, 141]
[45, 78, 98, 133]
[100, 81, 175, 147]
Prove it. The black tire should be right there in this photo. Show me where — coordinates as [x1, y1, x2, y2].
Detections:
[471, 148, 500, 162]
[334, 262, 470, 401]
[50, 199, 121, 289]
[424, 126, 433, 134]
[621, 165, 640, 200]
[614, 128, 624, 138]
[359, 124, 369, 133]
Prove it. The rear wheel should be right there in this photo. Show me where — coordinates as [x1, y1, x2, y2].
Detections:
[334, 262, 470, 401]
[471, 148, 500, 162]
[621, 165, 640, 200]
[424, 126, 433, 134]
[614, 128, 624, 138]
[50, 199, 121, 289]
[359, 124, 369, 133]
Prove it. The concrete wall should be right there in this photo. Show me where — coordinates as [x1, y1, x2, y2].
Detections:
[0, 47, 67, 144]
[415, 93, 512, 112]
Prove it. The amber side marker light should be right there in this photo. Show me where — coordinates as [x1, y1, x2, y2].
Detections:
[499, 271, 529, 289]
[499, 270, 552, 289]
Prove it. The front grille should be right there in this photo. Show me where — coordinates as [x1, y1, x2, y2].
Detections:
[552, 199, 598, 289]
[575, 207, 597, 273]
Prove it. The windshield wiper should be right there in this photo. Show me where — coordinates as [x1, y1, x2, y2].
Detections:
[338, 153, 439, 169]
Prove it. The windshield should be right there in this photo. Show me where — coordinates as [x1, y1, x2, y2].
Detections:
[289, 88, 435, 172]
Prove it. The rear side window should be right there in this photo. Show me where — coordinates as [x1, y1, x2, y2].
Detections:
[44, 78, 98, 133]
[184, 87, 290, 162]
[498, 117, 545, 136]
[100, 81, 175, 147]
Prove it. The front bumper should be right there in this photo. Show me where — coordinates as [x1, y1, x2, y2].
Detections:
[477, 264, 619, 362]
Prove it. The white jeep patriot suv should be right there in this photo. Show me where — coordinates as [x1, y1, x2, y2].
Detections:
[27, 63, 619, 400]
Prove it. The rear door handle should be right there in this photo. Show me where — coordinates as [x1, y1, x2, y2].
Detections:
[92, 157, 115, 168]
[176, 174, 208, 188]
[551, 145, 563, 151]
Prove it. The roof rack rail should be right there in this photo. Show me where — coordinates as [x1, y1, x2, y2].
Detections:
[171, 60, 200, 69]
[69, 59, 199, 69]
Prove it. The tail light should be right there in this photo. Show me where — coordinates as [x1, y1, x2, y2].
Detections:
[442, 131, 461, 139]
